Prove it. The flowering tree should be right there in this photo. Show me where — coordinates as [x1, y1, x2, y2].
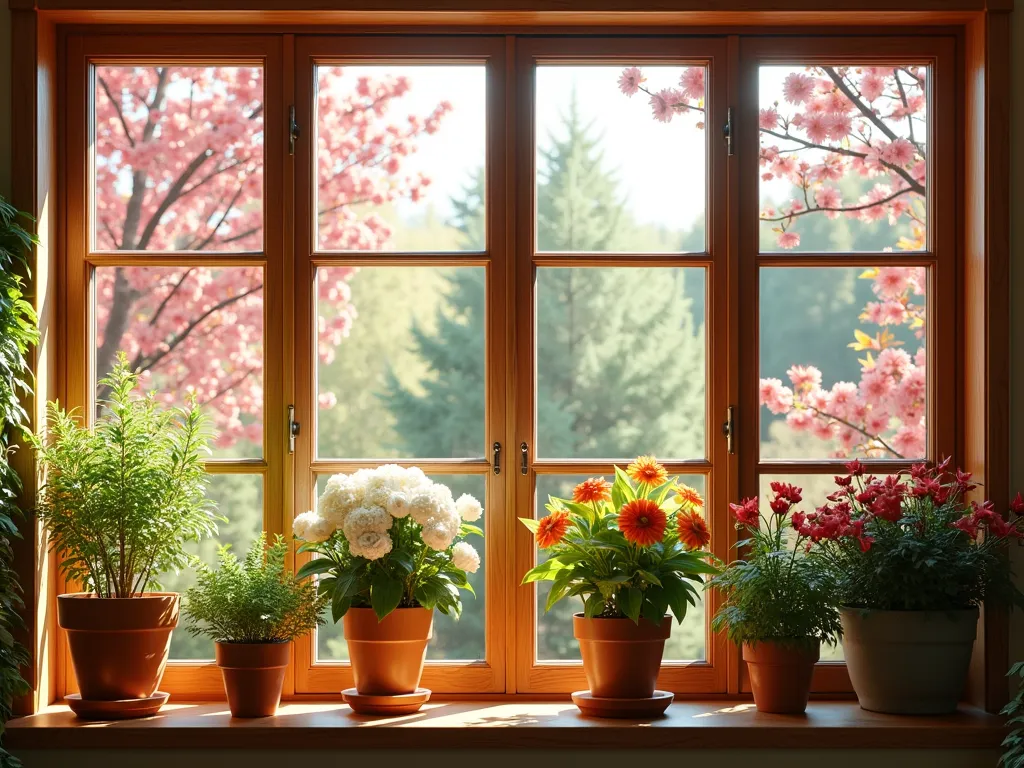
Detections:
[95, 66, 448, 448]
[619, 65, 928, 458]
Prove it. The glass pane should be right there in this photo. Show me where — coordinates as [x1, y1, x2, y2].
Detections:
[759, 64, 928, 253]
[759, 266, 927, 460]
[162, 474, 264, 660]
[316, 473, 486, 662]
[93, 65, 264, 252]
[535, 474, 707, 663]
[316, 266, 485, 460]
[94, 266, 264, 459]
[315, 65, 486, 252]
[536, 65, 707, 253]
[536, 267, 706, 459]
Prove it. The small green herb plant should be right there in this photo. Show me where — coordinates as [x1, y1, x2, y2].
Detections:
[35, 352, 218, 598]
[183, 534, 327, 644]
[1001, 662, 1024, 767]
[710, 483, 841, 648]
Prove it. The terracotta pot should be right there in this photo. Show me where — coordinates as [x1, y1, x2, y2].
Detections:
[215, 641, 290, 718]
[841, 607, 978, 714]
[57, 592, 179, 701]
[573, 613, 670, 699]
[743, 639, 819, 714]
[343, 607, 432, 695]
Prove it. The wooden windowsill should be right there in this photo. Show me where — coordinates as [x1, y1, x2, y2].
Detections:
[6, 700, 1005, 750]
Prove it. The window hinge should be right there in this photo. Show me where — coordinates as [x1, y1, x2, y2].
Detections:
[724, 107, 734, 157]
[723, 405, 735, 454]
[288, 404, 300, 454]
[289, 105, 300, 156]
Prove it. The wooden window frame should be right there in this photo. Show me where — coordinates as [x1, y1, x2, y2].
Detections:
[511, 35, 733, 695]
[290, 34, 510, 695]
[737, 34, 959, 695]
[6, 2, 1011, 715]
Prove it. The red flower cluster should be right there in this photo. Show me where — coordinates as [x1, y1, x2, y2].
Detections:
[728, 497, 760, 528]
[792, 502, 872, 552]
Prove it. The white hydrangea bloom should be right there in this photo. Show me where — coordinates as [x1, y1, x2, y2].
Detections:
[422, 516, 458, 552]
[342, 505, 391, 542]
[409, 489, 442, 525]
[292, 510, 334, 543]
[451, 541, 481, 573]
[318, 477, 362, 528]
[401, 466, 430, 493]
[365, 484, 392, 508]
[455, 494, 483, 522]
[386, 492, 411, 518]
[349, 530, 393, 561]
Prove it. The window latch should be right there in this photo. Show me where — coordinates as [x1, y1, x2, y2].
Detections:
[520, 442, 529, 476]
[722, 405, 735, 455]
[723, 107, 734, 157]
[288, 404, 300, 454]
[289, 105, 300, 156]
[492, 442, 501, 475]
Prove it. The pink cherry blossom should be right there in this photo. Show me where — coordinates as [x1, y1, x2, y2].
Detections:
[678, 67, 705, 100]
[618, 66, 645, 97]
[759, 107, 779, 130]
[94, 65, 447, 445]
[776, 231, 800, 249]
[782, 73, 815, 105]
[650, 89, 675, 123]
[759, 378, 794, 415]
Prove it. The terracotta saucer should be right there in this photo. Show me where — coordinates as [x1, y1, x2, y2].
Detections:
[65, 691, 170, 720]
[342, 687, 431, 716]
[571, 690, 674, 719]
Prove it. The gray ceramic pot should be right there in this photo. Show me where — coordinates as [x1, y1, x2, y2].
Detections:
[840, 606, 978, 715]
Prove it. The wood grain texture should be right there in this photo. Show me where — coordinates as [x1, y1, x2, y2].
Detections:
[5, 700, 1005, 750]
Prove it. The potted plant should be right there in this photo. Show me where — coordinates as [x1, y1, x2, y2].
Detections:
[35, 353, 218, 719]
[293, 465, 482, 715]
[710, 483, 841, 714]
[799, 458, 1024, 714]
[520, 457, 717, 718]
[182, 533, 327, 717]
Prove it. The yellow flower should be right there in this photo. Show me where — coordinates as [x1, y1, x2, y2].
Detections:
[674, 483, 704, 512]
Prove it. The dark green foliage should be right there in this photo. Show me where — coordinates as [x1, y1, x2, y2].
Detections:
[709, 510, 841, 647]
[1001, 662, 1024, 767]
[183, 534, 327, 644]
[34, 353, 220, 598]
[0, 197, 38, 768]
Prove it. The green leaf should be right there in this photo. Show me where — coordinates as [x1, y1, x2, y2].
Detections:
[370, 572, 404, 620]
[583, 593, 604, 619]
[296, 558, 336, 580]
[661, 573, 691, 624]
[521, 558, 567, 584]
[518, 517, 541, 533]
[618, 587, 642, 623]
[331, 586, 352, 624]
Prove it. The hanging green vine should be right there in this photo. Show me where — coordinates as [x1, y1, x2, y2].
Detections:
[0, 197, 39, 768]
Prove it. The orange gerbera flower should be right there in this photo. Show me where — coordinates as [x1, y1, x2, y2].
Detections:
[627, 455, 668, 487]
[618, 499, 667, 547]
[536, 509, 571, 549]
[674, 483, 704, 512]
[573, 477, 612, 504]
[677, 509, 711, 551]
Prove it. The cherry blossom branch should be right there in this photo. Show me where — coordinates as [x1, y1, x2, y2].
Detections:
[803, 402, 904, 459]
[823, 67, 901, 146]
[97, 75, 135, 149]
[761, 127, 925, 197]
[760, 186, 913, 222]
[635, 83, 706, 115]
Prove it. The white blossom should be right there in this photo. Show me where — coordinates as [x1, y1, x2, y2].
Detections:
[349, 530, 393, 561]
[455, 494, 483, 522]
[451, 542, 481, 573]
[422, 516, 458, 552]
[342, 505, 392, 542]
[292, 511, 334, 543]
[386, 492, 411, 518]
